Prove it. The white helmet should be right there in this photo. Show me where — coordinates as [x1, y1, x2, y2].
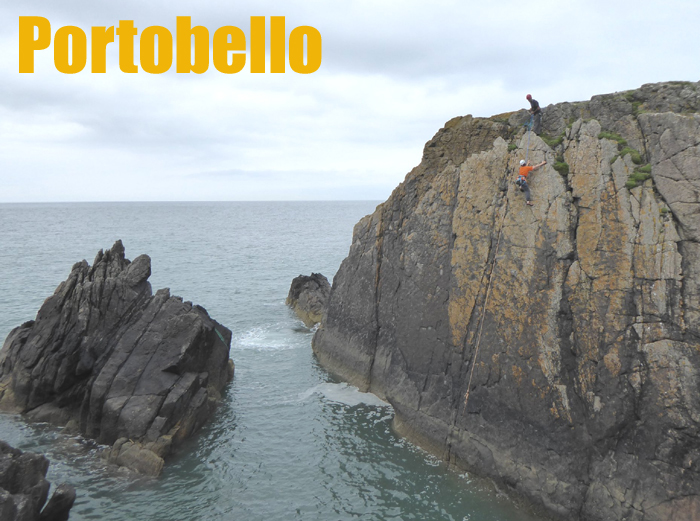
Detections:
[520, 160, 526, 166]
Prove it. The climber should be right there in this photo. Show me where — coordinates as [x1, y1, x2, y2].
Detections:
[526, 94, 542, 135]
[517, 159, 546, 206]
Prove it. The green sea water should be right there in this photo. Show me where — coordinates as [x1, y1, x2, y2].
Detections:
[0, 202, 547, 521]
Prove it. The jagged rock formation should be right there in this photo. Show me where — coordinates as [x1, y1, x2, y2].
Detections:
[286, 273, 331, 327]
[313, 81, 700, 521]
[0, 440, 76, 521]
[0, 241, 235, 476]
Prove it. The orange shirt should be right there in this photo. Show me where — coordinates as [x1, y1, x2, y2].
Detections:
[518, 165, 534, 178]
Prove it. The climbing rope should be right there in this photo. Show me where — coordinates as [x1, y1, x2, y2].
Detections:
[462, 185, 510, 414]
[525, 114, 533, 163]
[215, 328, 227, 345]
[461, 115, 535, 413]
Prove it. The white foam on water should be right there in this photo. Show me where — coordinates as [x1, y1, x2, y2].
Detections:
[299, 382, 393, 408]
[234, 325, 306, 351]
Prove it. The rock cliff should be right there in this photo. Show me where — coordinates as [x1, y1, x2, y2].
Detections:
[313, 81, 700, 521]
[287, 273, 331, 327]
[0, 241, 235, 476]
[0, 440, 76, 521]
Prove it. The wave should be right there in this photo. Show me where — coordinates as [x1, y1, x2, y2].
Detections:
[233, 324, 310, 351]
[298, 382, 393, 408]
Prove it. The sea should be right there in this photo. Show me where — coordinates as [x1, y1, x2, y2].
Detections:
[0, 201, 547, 521]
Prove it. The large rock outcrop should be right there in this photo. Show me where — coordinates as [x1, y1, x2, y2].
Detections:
[313, 81, 700, 521]
[0, 440, 76, 521]
[0, 241, 235, 475]
[286, 273, 331, 327]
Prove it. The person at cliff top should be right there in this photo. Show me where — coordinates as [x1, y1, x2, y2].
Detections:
[526, 94, 542, 135]
[517, 159, 547, 206]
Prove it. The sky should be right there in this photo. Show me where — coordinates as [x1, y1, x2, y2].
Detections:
[1, 0, 699, 202]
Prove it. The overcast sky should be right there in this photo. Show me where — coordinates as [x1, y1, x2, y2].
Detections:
[1, 0, 699, 202]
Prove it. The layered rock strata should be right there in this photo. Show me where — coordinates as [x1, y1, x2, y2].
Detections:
[0, 241, 235, 476]
[0, 440, 76, 521]
[313, 81, 700, 521]
[286, 273, 331, 327]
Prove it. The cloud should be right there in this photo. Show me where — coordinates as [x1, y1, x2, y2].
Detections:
[1, 0, 699, 202]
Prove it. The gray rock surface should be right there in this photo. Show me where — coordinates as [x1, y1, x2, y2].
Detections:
[0, 440, 76, 521]
[313, 81, 700, 521]
[286, 273, 331, 327]
[0, 241, 235, 475]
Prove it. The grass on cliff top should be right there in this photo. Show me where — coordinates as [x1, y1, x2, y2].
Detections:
[622, 93, 646, 115]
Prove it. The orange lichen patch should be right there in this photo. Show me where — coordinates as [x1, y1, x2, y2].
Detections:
[512, 365, 525, 386]
[576, 361, 598, 402]
[550, 404, 561, 419]
[444, 116, 465, 129]
[448, 154, 507, 344]
[490, 110, 517, 122]
[447, 273, 480, 347]
[530, 379, 549, 400]
[603, 347, 622, 377]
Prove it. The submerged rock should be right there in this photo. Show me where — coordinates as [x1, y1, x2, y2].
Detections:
[0, 440, 76, 521]
[0, 241, 235, 476]
[313, 81, 700, 521]
[286, 273, 331, 327]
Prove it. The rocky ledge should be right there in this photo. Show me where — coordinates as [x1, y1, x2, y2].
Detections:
[0, 440, 76, 521]
[286, 273, 331, 327]
[312, 81, 700, 521]
[0, 241, 235, 476]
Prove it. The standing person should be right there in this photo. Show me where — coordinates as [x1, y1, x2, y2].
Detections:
[516, 159, 546, 206]
[526, 94, 542, 135]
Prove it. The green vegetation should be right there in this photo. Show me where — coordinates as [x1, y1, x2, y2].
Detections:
[553, 160, 569, 176]
[620, 146, 643, 164]
[625, 163, 652, 189]
[540, 132, 564, 148]
[598, 131, 627, 147]
[630, 170, 651, 184]
[508, 143, 518, 152]
[622, 92, 645, 115]
[609, 148, 644, 165]
[660, 207, 669, 216]
[552, 154, 569, 175]
[600, 130, 645, 165]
